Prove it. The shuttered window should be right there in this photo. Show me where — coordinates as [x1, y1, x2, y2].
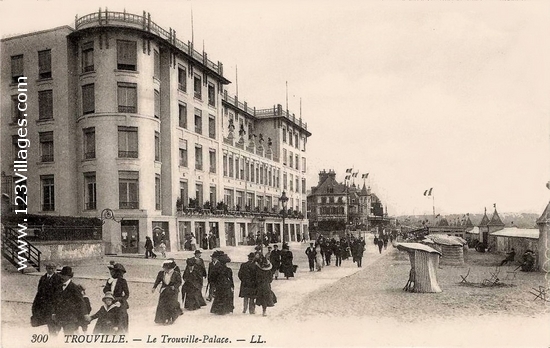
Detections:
[117, 83, 137, 113]
[38, 90, 53, 120]
[117, 40, 137, 71]
[38, 50, 52, 79]
[82, 84, 95, 114]
[11, 55, 24, 83]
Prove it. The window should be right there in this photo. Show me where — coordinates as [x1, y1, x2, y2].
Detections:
[154, 131, 161, 161]
[153, 50, 160, 80]
[236, 190, 244, 209]
[240, 158, 245, 180]
[11, 95, 24, 122]
[235, 157, 240, 179]
[84, 172, 97, 210]
[117, 83, 137, 113]
[11, 55, 24, 83]
[39, 131, 54, 162]
[194, 108, 202, 134]
[155, 175, 161, 210]
[295, 134, 299, 149]
[195, 145, 203, 170]
[195, 183, 203, 206]
[250, 162, 254, 182]
[178, 103, 187, 128]
[283, 149, 287, 165]
[289, 152, 293, 168]
[289, 130, 293, 146]
[82, 84, 95, 115]
[81, 41, 94, 72]
[117, 40, 137, 71]
[154, 90, 160, 118]
[267, 196, 273, 211]
[283, 173, 287, 190]
[194, 75, 202, 99]
[225, 189, 235, 209]
[302, 178, 306, 194]
[209, 186, 216, 206]
[282, 127, 286, 143]
[178, 66, 186, 91]
[295, 154, 299, 170]
[245, 160, 250, 181]
[290, 174, 294, 191]
[41, 175, 55, 211]
[302, 157, 306, 172]
[208, 83, 215, 106]
[11, 136, 18, 160]
[246, 192, 254, 209]
[223, 154, 228, 176]
[38, 50, 52, 79]
[276, 169, 280, 188]
[38, 90, 53, 120]
[83, 127, 95, 159]
[118, 126, 138, 158]
[209, 149, 216, 173]
[179, 139, 187, 167]
[179, 181, 188, 207]
[208, 115, 216, 139]
[296, 177, 299, 192]
[119, 171, 139, 209]
[228, 155, 234, 178]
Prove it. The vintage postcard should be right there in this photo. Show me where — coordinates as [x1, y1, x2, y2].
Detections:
[1, 0, 549, 347]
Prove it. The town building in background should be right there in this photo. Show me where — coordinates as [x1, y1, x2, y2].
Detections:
[1, 9, 311, 256]
[307, 170, 389, 238]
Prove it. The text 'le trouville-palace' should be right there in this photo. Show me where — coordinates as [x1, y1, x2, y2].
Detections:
[1, 10, 312, 254]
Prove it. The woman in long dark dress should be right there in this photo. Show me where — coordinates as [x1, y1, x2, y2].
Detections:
[182, 258, 207, 310]
[152, 260, 182, 324]
[210, 252, 234, 315]
[103, 262, 129, 332]
[255, 256, 277, 316]
[279, 244, 295, 279]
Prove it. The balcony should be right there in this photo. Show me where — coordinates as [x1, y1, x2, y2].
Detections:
[74, 10, 225, 78]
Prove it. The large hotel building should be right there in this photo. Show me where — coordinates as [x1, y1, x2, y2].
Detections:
[1, 10, 311, 254]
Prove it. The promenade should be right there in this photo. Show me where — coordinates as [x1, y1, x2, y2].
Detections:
[2, 236, 549, 347]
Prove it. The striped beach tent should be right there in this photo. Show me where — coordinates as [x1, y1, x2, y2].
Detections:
[396, 242, 442, 293]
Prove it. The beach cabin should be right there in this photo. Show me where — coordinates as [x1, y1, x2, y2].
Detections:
[423, 234, 465, 265]
[396, 242, 442, 293]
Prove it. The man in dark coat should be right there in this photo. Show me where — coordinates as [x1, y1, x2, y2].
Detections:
[305, 243, 316, 271]
[206, 250, 223, 301]
[238, 253, 257, 314]
[31, 261, 62, 333]
[269, 245, 281, 280]
[52, 266, 89, 335]
[352, 240, 365, 267]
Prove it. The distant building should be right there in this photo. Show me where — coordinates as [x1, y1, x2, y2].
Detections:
[307, 170, 388, 237]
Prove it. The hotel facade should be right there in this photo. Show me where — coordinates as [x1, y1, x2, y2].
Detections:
[1, 10, 311, 254]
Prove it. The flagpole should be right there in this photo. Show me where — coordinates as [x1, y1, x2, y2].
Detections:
[432, 193, 435, 225]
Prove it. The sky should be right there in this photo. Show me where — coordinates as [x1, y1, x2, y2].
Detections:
[1, 0, 549, 216]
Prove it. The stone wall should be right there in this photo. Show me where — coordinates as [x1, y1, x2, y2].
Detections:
[34, 240, 104, 262]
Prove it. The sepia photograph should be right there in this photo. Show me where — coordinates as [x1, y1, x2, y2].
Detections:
[1, 0, 549, 347]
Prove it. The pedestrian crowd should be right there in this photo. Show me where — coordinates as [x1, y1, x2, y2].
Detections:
[31, 235, 373, 335]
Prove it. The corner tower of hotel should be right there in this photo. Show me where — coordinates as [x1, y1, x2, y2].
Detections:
[1, 10, 311, 254]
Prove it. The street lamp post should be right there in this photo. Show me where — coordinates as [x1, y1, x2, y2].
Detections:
[280, 191, 288, 243]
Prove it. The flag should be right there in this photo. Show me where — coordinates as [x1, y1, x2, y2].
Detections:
[362, 173, 369, 179]
[423, 187, 433, 196]
[346, 168, 352, 173]
[352, 172, 358, 178]
[435, 214, 440, 218]
[345, 175, 350, 180]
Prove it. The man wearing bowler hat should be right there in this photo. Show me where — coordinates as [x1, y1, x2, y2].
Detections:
[52, 266, 88, 335]
[31, 261, 62, 333]
[206, 250, 223, 301]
